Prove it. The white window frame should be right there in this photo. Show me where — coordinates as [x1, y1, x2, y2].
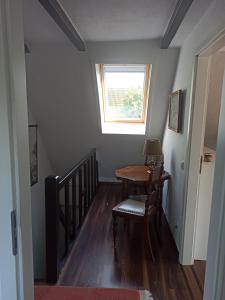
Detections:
[96, 64, 151, 135]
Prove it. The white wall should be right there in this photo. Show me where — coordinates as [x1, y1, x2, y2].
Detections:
[25, 40, 179, 179]
[163, 0, 225, 252]
[204, 51, 225, 150]
[28, 110, 53, 279]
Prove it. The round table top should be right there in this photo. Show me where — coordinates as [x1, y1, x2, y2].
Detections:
[115, 165, 150, 182]
[115, 165, 170, 182]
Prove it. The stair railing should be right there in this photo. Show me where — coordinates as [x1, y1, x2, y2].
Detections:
[45, 148, 99, 283]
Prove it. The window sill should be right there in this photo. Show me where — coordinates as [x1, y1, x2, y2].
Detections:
[101, 122, 146, 135]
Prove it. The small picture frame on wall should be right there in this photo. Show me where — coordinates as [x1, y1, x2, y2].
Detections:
[168, 90, 182, 133]
[29, 124, 38, 186]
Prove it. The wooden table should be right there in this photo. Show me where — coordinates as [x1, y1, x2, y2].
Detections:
[115, 165, 170, 223]
[116, 165, 151, 183]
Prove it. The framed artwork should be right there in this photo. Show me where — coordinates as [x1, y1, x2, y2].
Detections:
[168, 90, 182, 133]
[29, 124, 38, 186]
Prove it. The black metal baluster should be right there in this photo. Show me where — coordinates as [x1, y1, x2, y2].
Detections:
[96, 159, 99, 189]
[71, 176, 76, 238]
[93, 151, 96, 194]
[64, 182, 70, 256]
[87, 159, 91, 207]
[84, 163, 88, 215]
[78, 168, 83, 227]
[91, 154, 94, 199]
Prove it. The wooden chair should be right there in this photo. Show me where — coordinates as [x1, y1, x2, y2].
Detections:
[130, 163, 164, 227]
[112, 190, 158, 262]
[129, 161, 164, 197]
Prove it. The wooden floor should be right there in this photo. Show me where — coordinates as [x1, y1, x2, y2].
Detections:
[59, 183, 205, 300]
[182, 260, 206, 299]
[193, 260, 206, 292]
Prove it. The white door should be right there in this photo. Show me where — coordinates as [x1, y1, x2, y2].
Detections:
[191, 56, 212, 261]
[0, 121, 18, 299]
[0, 0, 34, 299]
[0, 12, 18, 300]
[204, 69, 225, 300]
[181, 56, 211, 264]
[194, 148, 215, 260]
[194, 50, 225, 261]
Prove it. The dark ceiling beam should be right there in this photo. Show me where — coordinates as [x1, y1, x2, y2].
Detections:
[38, 0, 86, 51]
[161, 0, 194, 49]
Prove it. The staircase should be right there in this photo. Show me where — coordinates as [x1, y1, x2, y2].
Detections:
[45, 148, 99, 283]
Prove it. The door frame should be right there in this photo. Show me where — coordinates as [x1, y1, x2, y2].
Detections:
[181, 29, 225, 299]
[180, 55, 212, 265]
[0, 0, 34, 299]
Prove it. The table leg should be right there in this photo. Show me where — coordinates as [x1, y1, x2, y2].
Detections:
[121, 180, 128, 200]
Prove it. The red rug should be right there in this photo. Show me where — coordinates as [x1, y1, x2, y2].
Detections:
[35, 286, 150, 300]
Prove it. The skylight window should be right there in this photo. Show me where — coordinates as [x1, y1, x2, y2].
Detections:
[96, 64, 151, 134]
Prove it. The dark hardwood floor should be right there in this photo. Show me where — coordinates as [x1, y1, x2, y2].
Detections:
[59, 183, 205, 300]
[182, 260, 206, 299]
[193, 260, 206, 292]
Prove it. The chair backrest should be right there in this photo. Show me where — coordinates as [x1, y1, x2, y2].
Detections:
[143, 139, 163, 166]
[144, 154, 164, 167]
[149, 162, 164, 185]
[145, 190, 157, 215]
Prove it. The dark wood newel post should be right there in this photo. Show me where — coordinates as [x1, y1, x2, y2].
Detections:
[45, 175, 60, 284]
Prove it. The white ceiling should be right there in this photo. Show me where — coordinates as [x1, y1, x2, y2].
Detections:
[23, 0, 68, 44]
[171, 0, 214, 46]
[23, 0, 213, 47]
[59, 0, 177, 41]
[219, 45, 225, 52]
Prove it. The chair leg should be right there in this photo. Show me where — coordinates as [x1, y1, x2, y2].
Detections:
[124, 220, 130, 234]
[158, 184, 163, 227]
[144, 182, 148, 195]
[154, 212, 161, 245]
[144, 220, 155, 262]
[157, 207, 163, 228]
[112, 214, 118, 260]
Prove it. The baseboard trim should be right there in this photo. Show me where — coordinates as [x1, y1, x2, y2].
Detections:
[99, 177, 121, 183]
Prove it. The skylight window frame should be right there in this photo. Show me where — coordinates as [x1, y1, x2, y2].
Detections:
[99, 64, 151, 124]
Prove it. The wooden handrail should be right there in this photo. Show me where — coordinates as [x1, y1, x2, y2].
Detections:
[59, 148, 96, 188]
[45, 148, 99, 283]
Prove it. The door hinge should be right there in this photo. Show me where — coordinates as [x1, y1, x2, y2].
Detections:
[11, 210, 18, 256]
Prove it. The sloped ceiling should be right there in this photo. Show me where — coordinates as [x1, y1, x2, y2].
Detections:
[58, 0, 177, 41]
[23, 0, 68, 44]
[23, 0, 213, 47]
